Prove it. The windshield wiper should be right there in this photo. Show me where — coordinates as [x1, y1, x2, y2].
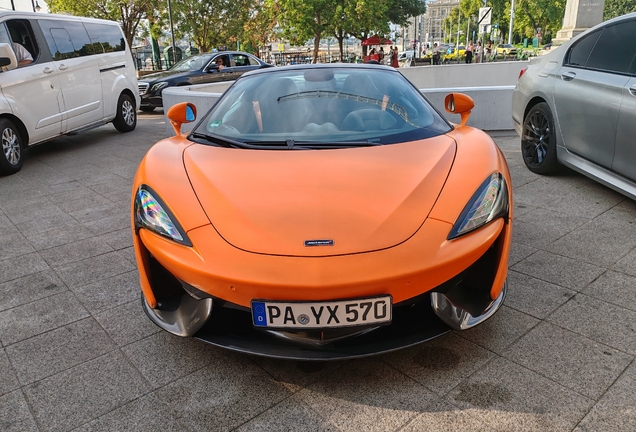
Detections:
[243, 139, 381, 149]
[189, 132, 253, 149]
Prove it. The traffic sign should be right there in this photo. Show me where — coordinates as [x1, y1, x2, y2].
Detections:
[478, 7, 492, 26]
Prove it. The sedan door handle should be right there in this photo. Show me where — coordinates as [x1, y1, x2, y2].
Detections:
[629, 85, 636, 97]
[58, 64, 68, 71]
[561, 71, 576, 81]
[43, 67, 54, 74]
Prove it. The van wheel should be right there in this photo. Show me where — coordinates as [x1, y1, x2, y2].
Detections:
[0, 118, 23, 176]
[113, 94, 137, 132]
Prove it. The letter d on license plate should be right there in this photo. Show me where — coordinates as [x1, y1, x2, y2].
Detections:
[251, 296, 392, 329]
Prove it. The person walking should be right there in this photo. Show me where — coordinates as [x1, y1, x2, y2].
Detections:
[378, 47, 385, 63]
[465, 41, 473, 64]
[485, 40, 493, 62]
[476, 40, 482, 63]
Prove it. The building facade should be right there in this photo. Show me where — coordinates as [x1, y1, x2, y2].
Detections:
[403, 0, 459, 51]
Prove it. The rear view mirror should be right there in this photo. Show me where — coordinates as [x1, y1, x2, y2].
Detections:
[0, 43, 17, 71]
[444, 93, 474, 127]
[205, 63, 219, 72]
[167, 102, 197, 136]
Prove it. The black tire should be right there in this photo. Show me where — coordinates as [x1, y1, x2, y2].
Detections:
[139, 106, 155, 113]
[113, 93, 137, 132]
[521, 102, 561, 175]
[0, 118, 24, 176]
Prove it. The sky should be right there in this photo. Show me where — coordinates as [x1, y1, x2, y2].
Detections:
[0, 0, 48, 13]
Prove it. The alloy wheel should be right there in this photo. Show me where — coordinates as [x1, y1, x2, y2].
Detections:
[2, 127, 20, 166]
[122, 99, 135, 126]
[522, 110, 550, 168]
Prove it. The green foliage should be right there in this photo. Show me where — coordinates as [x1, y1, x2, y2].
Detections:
[604, 0, 636, 20]
[514, 0, 566, 42]
[47, 0, 155, 47]
[172, 0, 251, 52]
[386, 0, 426, 26]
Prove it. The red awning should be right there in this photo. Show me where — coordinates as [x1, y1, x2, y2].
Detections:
[361, 36, 393, 46]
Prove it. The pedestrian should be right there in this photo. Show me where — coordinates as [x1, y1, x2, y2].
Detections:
[378, 47, 385, 63]
[485, 40, 492, 62]
[432, 43, 440, 65]
[476, 40, 482, 63]
[391, 46, 399, 68]
[465, 41, 473, 64]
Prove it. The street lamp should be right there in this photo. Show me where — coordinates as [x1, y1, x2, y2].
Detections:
[31, 0, 41, 12]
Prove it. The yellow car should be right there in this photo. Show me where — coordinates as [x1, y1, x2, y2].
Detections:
[495, 44, 517, 58]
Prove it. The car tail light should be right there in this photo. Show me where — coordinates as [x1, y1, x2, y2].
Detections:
[518, 67, 528, 79]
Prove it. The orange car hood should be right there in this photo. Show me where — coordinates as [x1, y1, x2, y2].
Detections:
[184, 136, 456, 256]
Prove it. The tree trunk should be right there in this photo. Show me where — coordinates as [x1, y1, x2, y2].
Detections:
[312, 11, 322, 63]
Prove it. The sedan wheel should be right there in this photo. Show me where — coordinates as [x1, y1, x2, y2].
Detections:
[521, 102, 561, 175]
[0, 118, 23, 175]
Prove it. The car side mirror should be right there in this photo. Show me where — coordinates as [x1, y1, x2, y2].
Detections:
[205, 63, 219, 72]
[444, 93, 474, 127]
[167, 102, 197, 136]
[0, 43, 18, 71]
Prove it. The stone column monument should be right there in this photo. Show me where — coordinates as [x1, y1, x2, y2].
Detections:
[553, 0, 605, 44]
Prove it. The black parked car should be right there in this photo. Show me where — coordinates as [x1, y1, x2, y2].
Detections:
[138, 51, 272, 111]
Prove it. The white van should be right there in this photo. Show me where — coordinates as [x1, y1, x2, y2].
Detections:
[0, 11, 139, 175]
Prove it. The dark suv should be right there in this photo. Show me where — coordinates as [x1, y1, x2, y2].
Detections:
[138, 51, 272, 111]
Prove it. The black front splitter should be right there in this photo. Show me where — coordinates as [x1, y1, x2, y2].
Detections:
[192, 301, 452, 361]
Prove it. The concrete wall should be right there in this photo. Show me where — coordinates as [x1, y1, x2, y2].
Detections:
[399, 60, 528, 88]
[162, 63, 525, 135]
[162, 82, 232, 135]
[422, 86, 516, 130]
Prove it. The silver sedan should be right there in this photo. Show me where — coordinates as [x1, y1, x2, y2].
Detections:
[512, 12, 636, 199]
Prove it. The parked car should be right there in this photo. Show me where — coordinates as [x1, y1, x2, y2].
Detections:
[496, 44, 517, 57]
[138, 51, 271, 112]
[397, 50, 414, 62]
[512, 12, 636, 199]
[0, 11, 139, 175]
[132, 64, 512, 360]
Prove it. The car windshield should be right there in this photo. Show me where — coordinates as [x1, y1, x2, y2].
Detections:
[170, 54, 213, 72]
[192, 67, 451, 148]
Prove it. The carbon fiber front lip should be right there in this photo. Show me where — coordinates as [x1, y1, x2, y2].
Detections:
[192, 300, 452, 361]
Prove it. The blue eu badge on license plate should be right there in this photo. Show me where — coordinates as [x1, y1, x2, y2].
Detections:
[252, 301, 267, 327]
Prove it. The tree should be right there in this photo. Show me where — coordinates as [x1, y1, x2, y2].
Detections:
[47, 0, 154, 48]
[243, 0, 278, 54]
[172, 0, 250, 53]
[386, 0, 426, 26]
[604, 0, 636, 20]
[513, 0, 566, 42]
[345, 0, 390, 56]
[276, 0, 339, 63]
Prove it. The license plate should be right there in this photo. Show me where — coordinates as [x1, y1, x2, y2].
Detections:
[251, 296, 392, 329]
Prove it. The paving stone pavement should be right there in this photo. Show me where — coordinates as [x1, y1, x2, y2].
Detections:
[0, 111, 635, 431]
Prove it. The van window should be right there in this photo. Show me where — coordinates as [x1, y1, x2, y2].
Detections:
[40, 20, 94, 60]
[83, 23, 125, 53]
[5, 19, 39, 62]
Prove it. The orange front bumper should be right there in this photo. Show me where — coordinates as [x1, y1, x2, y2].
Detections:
[134, 214, 511, 310]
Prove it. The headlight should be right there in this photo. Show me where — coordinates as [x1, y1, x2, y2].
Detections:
[150, 82, 169, 93]
[448, 173, 509, 239]
[134, 185, 191, 246]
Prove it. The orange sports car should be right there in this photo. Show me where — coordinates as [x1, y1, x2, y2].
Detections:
[132, 64, 512, 360]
